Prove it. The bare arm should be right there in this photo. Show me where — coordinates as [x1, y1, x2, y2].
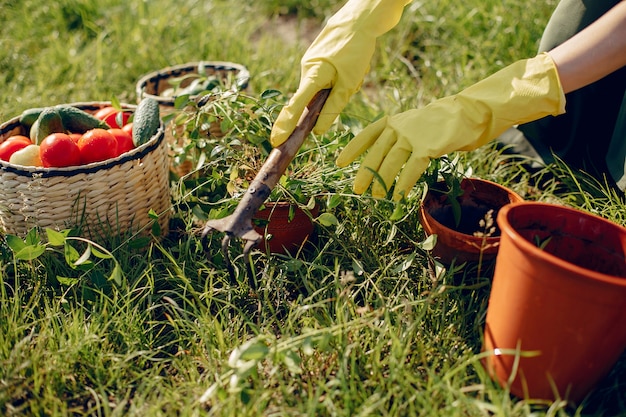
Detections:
[548, 0, 626, 94]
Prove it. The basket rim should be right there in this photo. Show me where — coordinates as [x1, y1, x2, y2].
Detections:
[0, 101, 165, 178]
[135, 60, 250, 105]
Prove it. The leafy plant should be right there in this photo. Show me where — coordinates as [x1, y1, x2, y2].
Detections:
[4, 227, 124, 288]
[169, 88, 347, 225]
[421, 155, 472, 227]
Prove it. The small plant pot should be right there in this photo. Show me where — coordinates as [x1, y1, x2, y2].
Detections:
[253, 201, 319, 255]
[483, 202, 626, 404]
[418, 178, 523, 265]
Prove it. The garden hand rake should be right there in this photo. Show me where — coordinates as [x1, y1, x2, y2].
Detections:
[202, 89, 330, 283]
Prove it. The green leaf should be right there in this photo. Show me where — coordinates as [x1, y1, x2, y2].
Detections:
[128, 236, 151, 249]
[283, 259, 304, 272]
[389, 202, 406, 221]
[109, 263, 124, 286]
[115, 111, 126, 128]
[25, 227, 40, 246]
[14, 245, 46, 261]
[65, 242, 94, 271]
[352, 259, 364, 276]
[327, 194, 342, 209]
[288, 204, 296, 222]
[317, 212, 339, 227]
[192, 204, 209, 221]
[46, 228, 67, 246]
[260, 89, 282, 99]
[174, 94, 191, 109]
[91, 246, 113, 259]
[64, 242, 80, 267]
[151, 219, 161, 236]
[446, 178, 464, 228]
[419, 234, 438, 251]
[391, 253, 415, 274]
[450, 198, 462, 228]
[240, 389, 251, 405]
[111, 96, 121, 109]
[162, 112, 175, 125]
[5, 235, 26, 253]
[57, 276, 79, 286]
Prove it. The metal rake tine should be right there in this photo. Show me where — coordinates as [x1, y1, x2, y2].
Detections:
[201, 223, 214, 240]
[202, 88, 330, 283]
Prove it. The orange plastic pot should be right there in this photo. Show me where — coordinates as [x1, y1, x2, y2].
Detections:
[418, 178, 523, 264]
[253, 201, 319, 254]
[483, 202, 626, 404]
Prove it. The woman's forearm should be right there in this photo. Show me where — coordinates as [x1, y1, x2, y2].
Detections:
[548, 0, 626, 94]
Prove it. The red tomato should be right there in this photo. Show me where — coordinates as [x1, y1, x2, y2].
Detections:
[121, 122, 133, 136]
[0, 135, 32, 161]
[68, 133, 82, 143]
[4, 135, 31, 145]
[39, 133, 81, 168]
[93, 106, 117, 122]
[77, 128, 118, 164]
[94, 106, 130, 129]
[108, 128, 135, 156]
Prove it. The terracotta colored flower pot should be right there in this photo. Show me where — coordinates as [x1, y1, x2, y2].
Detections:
[418, 178, 523, 264]
[253, 201, 319, 254]
[483, 202, 626, 404]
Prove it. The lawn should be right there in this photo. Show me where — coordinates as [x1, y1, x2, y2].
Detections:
[1, 0, 625, 416]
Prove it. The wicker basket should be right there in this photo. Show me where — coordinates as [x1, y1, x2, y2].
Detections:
[135, 61, 249, 179]
[0, 102, 171, 239]
[135, 61, 250, 112]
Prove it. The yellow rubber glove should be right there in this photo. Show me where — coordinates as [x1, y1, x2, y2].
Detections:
[336, 53, 566, 200]
[270, 0, 411, 147]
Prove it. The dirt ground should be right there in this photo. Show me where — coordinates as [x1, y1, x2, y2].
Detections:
[252, 14, 321, 47]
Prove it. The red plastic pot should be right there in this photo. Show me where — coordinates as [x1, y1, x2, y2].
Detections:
[253, 201, 319, 254]
[483, 202, 626, 404]
[419, 178, 523, 264]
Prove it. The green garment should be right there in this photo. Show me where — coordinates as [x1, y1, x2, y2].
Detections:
[517, 0, 626, 191]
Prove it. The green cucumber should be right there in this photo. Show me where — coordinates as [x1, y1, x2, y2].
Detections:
[132, 98, 160, 146]
[57, 105, 109, 133]
[19, 107, 46, 129]
[31, 107, 64, 144]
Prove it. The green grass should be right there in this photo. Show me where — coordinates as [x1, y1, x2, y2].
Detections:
[1, 0, 626, 416]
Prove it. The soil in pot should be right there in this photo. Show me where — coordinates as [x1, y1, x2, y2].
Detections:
[419, 178, 523, 266]
[517, 225, 626, 277]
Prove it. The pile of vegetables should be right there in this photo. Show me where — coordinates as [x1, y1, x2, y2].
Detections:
[0, 98, 160, 168]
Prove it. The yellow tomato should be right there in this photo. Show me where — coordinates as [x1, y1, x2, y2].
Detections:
[9, 144, 42, 167]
